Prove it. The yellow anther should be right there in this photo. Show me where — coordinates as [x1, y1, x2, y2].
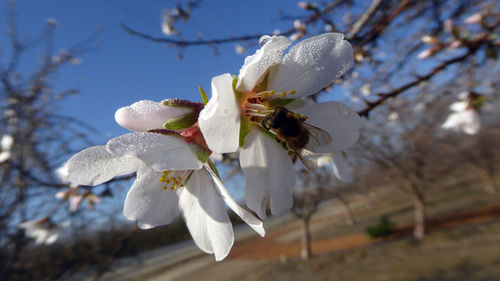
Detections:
[269, 90, 275, 95]
[289, 90, 296, 95]
[280, 91, 287, 98]
[294, 113, 301, 119]
[302, 115, 309, 120]
[261, 92, 268, 99]
[162, 186, 168, 190]
[262, 102, 270, 108]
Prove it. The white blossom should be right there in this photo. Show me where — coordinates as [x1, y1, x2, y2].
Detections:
[199, 33, 362, 219]
[67, 101, 264, 261]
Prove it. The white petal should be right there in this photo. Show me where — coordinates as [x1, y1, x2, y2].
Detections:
[198, 74, 240, 153]
[449, 101, 468, 112]
[106, 133, 202, 171]
[236, 36, 291, 92]
[67, 146, 140, 186]
[123, 167, 181, 229]
[0, 151, 11, 163]
[442, 110, 480, 135]
[332, 154, 353, 182]
[1, 134, 14, 150]
[240, 128, 295, 219]
[115, 100, 190, 132]
[205, 164, 265, 237]
[179, 169, 233, 261]
[293, 101, 363, 153]
[268, 33, 353, 99]
[45, 233, 59, 245]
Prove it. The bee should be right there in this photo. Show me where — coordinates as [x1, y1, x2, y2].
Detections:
[261, 106, 332, 170]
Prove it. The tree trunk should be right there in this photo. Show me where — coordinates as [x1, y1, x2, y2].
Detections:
[300, 216, 312, 259]
[340, 198, 356, 226]
[484, 172, 497, 194]
[413, 192, 426, 239]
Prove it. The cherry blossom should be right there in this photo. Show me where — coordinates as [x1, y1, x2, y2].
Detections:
[199, 33, 363, 219]
[66, 100, 264, 261]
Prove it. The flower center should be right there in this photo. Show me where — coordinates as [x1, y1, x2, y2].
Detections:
[159, 170, 192, 190]
[243, 89, 297, 124]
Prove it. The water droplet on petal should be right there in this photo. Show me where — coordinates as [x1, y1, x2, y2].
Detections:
[259, 35, 271, 47]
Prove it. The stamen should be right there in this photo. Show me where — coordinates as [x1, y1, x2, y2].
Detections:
[159, 170, 190, 191]
[269, 90, 275, 96]
[289, 90, 296, 95]
[280, 91, 287, 98]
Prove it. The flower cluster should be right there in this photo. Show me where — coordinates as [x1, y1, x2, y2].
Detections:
[65, 33, 362, 260]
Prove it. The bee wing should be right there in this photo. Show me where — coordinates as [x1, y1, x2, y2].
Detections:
[289, 142, 318, 170]
[302, 122, 332, 151]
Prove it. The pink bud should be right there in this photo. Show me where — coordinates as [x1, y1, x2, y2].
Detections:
[115, 100, 190, 132]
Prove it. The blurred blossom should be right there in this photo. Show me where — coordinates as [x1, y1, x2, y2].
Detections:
[51, 55, 62, 64]
[235, 44, 247, 55]
[449, 40, 462, 48]
[289, 32, 304, 42]
[161, 9, 178, 36]
[417, 48, 432, 59]
[316, 154, 353, 182]
[316, 155, 333, 167]
[354, 51, 365, 62]
[209, 152, 223, 163]
[421, 35, 439, 45]
[413, 102, 425, 112]
[18, 218, 67, 245]
[46, 18, 58, 27]
[55, 163, 71, 183]
[0, 151, 11, 163]
[1, 134, 14, 151]
[465, 12, 482, 24]
[444, 19, 454, 33]
[294, 20, 306, 31]
[69, 57, 82, 65]
[387, 111, 399, 122]
[4, 109, 15, 118]
[162, 22, 178, 36]
[331, 154, 353, 182]
[298, 1, 309, 9]
[360, 83, 371, 96]
[442, 94, 480, 135]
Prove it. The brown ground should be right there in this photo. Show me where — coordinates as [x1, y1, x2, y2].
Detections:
[229, 203, 500, 259]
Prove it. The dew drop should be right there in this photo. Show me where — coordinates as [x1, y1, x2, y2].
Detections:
[259, 35, 271, 47]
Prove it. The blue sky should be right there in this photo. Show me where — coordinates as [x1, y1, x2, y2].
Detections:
[1, 0, 301, 144]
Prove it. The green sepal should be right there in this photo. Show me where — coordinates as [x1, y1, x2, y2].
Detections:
[471, 95, 487, 110]
[199, 84, 209, 105]
[189, 143, 210, 163]
[163, 99, 187, 108]
[268, 98, 295, 107]
[232, 75, 246, 103]
[239, 117, 253, 147]
[163, 112, 198, 130]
